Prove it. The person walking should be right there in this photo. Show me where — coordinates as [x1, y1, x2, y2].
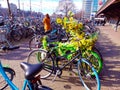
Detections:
[114, 17, 120, 32]
[42, 14, 51, 34]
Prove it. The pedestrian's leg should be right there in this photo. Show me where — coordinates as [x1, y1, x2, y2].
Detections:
[115, 25, 117, 32]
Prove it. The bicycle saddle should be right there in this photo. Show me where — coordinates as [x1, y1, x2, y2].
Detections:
[20, 62, 44, 80]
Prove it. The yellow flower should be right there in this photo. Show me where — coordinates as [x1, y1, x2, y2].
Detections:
[69, 17, 74, 21]
[56, 17, 62, 24]
[68, 11, 74, 17]
[78, 22, 83, 30]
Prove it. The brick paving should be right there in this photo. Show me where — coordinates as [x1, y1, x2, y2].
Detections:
[0, 24, 120, 90]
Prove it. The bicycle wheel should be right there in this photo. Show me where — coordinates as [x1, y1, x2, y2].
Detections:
[92, 46, 103, 62]
[26, 28, 35, 38]
[11, 30, 22, 41]
[29, 35, 42, 50]
[27, 49, 54, 79]
[77, 58, 101, 90]
[82, 50, 103, 75]
[0, 67, 15, 90]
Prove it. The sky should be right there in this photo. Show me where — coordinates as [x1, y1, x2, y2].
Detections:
[0, 0, 82, 15]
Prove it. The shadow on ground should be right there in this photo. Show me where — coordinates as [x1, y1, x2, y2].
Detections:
[0, 38, 31, 61]
[0, 31, 120, 89]
[96, 32, 120, 88]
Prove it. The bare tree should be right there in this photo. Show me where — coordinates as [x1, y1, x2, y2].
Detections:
[74, 11, 83, 19]
[7, 0, 12, 18]
[56, 0, 76, 16]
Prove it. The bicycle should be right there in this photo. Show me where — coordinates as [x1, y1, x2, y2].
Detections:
[4, 19, 22, 42]
[0, 66, 15, 90]
[27, 44, 101, 90]
[28, 33, 103, 76]
[0, 60, 53, 90]
[29, 24, 68, 50]
[0, 22, 20, 51]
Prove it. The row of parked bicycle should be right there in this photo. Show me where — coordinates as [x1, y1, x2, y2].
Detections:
[0, 17, 44, 51]
[0, 16, 102, 90]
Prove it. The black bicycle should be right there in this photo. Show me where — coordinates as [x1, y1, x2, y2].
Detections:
[27, 44, 101, 90]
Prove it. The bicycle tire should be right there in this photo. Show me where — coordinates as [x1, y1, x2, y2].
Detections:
[29, 35, 42, 50]
[77, 58, 101, 90]
[82, 50, 103, 75]
[26, 28, 34, 38]
[92, 46, 103, 62]
[27, 49, 54, 79]
[0, 67, 15, 90]
[11, 30, 22, 41]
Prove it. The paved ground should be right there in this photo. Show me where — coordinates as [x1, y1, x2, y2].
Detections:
[0, 24, 120, 90]
[96, 24, 120, 90]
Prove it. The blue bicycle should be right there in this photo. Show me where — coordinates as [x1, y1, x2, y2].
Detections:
[0, 60, 53, 90]
[0, 66, 15, 90]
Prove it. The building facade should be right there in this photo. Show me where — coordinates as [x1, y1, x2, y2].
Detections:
[82, 0, 92, 19]
[91, 0, 99, 19]
[82, 0, 107, 19]
[98, 0, 107, 9]
[91, 0, 98, 13]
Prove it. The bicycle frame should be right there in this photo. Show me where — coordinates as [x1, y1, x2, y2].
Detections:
[55, 50, 81, 70]
[49, 49, 101, 90]
[0, 61, 33, 90]
[49, 49, 81, 74]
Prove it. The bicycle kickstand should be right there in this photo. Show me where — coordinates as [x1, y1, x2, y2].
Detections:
[52, 70, 60, 82]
